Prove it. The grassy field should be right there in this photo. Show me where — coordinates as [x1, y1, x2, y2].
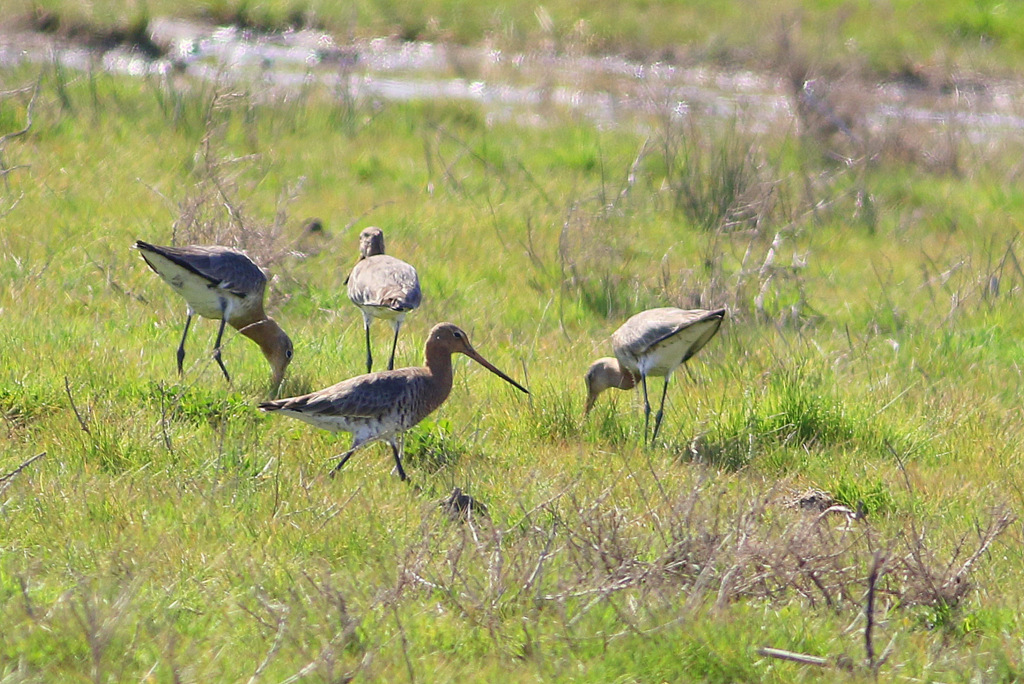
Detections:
[3, 6, 1024, 681]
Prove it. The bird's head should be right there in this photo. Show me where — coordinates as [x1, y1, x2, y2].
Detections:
[583, 357, 635, 417]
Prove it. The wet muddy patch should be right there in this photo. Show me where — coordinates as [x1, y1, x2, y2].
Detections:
[1, 14, 1024, 141]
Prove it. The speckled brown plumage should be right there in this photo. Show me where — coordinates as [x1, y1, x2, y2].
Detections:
[259, 322, 528, 481]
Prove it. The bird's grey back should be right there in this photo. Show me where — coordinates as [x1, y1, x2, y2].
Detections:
[263, 368, 441, 421]
[613, 307, 725, 359]
[137, 243, 267, 297]
[348, 255, 422, 311]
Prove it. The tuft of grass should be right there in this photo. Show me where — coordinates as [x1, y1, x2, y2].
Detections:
[402, 418, 469, 473]
[661, 118, 770, 233]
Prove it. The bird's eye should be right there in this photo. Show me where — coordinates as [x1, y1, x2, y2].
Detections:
[286, 349, 294, 359]
[453, 331, 462, 339]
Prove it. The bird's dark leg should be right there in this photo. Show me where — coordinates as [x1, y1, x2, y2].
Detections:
[363, 317, 373, 374]
[387, 320, 401, 371]
[176, 312, 194, 375]
[390, 440, 408, 481]
[641, 374, 651, 446]
[328, 445, 359, 478]
[651, 375, 671, 443]
[212, 300, 231, 383]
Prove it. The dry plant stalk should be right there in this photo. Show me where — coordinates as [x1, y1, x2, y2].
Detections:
[163, 89, 321, 305]
[392, 476, 1014, 668]
[0, 451, 46, 498]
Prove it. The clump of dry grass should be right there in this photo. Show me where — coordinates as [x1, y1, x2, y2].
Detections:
[236, 572, 365, 682]
[391, 476, 1014, 671]
[0, 80, 37, 221]
[658, 117, 778, 235]
[556, 199, 652, 319]
[149, 89, 329, 311]
[169, 91, 301, 264]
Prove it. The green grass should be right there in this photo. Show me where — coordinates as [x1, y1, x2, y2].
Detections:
[2, 42, 1024, 681]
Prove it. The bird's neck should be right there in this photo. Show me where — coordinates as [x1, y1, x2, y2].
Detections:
[423, 346, 456, 401]
[237, 317, 279, 356]
[616, 362, 638, 390]
[229, 309, 267, 333]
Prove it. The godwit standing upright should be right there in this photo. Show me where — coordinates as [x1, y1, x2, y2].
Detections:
[259, 322, 528, 481]
[134, 241, 294, 392]
[584, 307, 726, 443]
[346, 227, 422, 373]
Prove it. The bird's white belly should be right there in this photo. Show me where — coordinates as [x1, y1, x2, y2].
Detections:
[157, 266, 241, 321]
[278, 410, 395, 438]
[359, 304, 407, 322]
[621, 336, 691, 377]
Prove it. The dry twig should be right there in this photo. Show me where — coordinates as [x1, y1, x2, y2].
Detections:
[0, 451, 45, 487]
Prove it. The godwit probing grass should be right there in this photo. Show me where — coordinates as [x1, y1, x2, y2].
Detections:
[346, 227, 422, 372]
[259, 322, 528, 481]
[585, 307, 725, 443]
[134, 241, 294, 392]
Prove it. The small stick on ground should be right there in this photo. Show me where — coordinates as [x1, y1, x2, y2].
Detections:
[865, 551, 885, 671]
[0, 451, 45, 486]
[757, 647, 828, 667]
[64, 376, 92, 437]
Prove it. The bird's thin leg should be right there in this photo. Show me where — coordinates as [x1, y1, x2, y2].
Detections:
[362, 314, 373, 374]
[651, 375, 671, 443]
[390, 439, 408, 482]
[328, 445, 360, 478]
[641, 374, 651, 446]
[212, 300, 231, 383]
[387, 319, 401, 371]
[176, 311, 194, 375]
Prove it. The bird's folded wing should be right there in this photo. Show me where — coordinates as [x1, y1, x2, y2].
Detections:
[198, 252, 267, 298]
[138, 242, 266, 297]
[643, 311, 724, 359]
[270, 372, 419, 418]
[348, 257, 421, 310]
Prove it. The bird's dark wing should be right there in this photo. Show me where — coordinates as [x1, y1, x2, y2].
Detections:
[135, 241, 266, 298]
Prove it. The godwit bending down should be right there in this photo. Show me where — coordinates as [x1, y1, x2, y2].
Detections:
[346, 227, 422, 373]
[259, 322, 528, 481]
[135, 241, 294, 392]
[584, 307, 726, 443]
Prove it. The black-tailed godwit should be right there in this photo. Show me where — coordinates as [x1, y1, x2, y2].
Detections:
[585, 307, 725, 443]
[135, 241, 293, 392]
[345, 227, 422, 373]
[259, 322, 527, 481]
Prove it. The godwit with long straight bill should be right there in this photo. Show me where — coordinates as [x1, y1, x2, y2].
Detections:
[135, 241, 294, 393]
[346, 227, 422, 373]
[585, 307, 725, 443]
[259, 322, 528, 481]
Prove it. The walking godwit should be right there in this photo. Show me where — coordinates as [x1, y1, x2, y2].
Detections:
[135, 241, 294, 392]
[259, 322, 528, 481]
[345, 227, 422, 373]
[584, 307, 725, 443]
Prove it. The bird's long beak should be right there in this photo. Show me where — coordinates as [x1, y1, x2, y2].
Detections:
[583, 392, 596, 418]
[464, 348, 529, 394]
[270, 373, 285, 399]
